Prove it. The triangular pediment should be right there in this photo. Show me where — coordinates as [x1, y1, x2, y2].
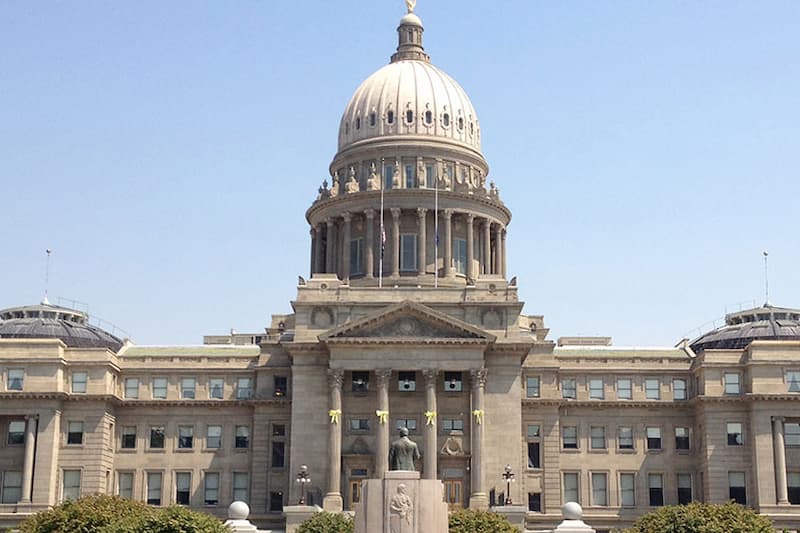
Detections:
[319, 301, 494, 344]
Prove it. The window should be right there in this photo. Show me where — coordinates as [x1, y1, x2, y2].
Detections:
[724, 373, 741, 395]
[728, 471, 746, 505]
[589, 379, 604, 399]
[648, 473, 664, 506]
[424, 110, 433, 125]
[620, 473, 635, 507]
[562, 426, 578, 449]
[527, 424, 541, 468]
[526, 376, 540, 398]
[235, 426, 250, 448]
[272, 423, 286, 437]
[8, 420, 25, 446]
[118, 472, 133, 499]
[387, 110, 395, 125]
[426, 164, 435, 188]
[146, 472, 162, 505]
[176, 426, 193, 449]
[405, 109, 414, 124]
[675, 427, 690, 450]
[150, 376, 167, 399]
[786, 422, 800, 446]
[209, 378, 224, 399]
[618, 427, 634, 450]
[404, 164, 415, 188]
[71, 371, 88, 393]
[442, 112, 451, 127]
[786, 371, 800, 392]
[271, 441, 285, 468]
[528, 492, 542, 512]
[384, 164, 394, 189]
[454, 238, 467, 274]
[369, 111, 377, 127]
[396, 419, 417, 432]
[181, 378, 196, 399]
[442, 419, 463, 432]
[350, 238, 364, 275]
[150, 426, 165, 449]
[457, 116, 464, 130]
[236, 377, 252, 399]
[646, 427, 662, 450]
[562, 378, 577, 399]
[355, 116, 361, 130]
[645, 379, 660, 399]
[274, 376, 288, 397]
[398, 371, 416, 392]
[444, 372, 462, 392]
[352, 371, 369, 393]
[563, 472, 579, 504]
[67, 421, 84, 445]
[617, 378, 632, 399]
[590, 426, 606, 450]
[727, 422, 743, 445]
[400, 234, 417, 271]
[269, 491, 283, 512]
[204, 473, 220, 505]
[673, 378, 687, 400]
[1, 471, 22, 504]
[121, 426, 136, 449]
[175, 472, 191, 505]
[677, 473, 692, 504]
[788, 472, 800, 504]
[350, 418, 370, 431]
[591, 473, 608, 506]
[62, 470, 81, 501]
[124, 378, 139, 399]
[233, 472, 249, 502]
[206, 425, 222, 449]
[7, 369, 23, 391]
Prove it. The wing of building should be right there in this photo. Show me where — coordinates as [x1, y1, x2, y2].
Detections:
[2, 6, 800, 533]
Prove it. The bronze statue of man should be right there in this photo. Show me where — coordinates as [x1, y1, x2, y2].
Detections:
[389, 427, 421, 471]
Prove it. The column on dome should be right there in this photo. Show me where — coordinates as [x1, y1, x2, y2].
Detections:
[19, 415, 37, 503]
[364, 209, 375, 279]
[309, 227, 316, 276]
[391, 208, 401, 278]
[375, 369, 392, 475]
[443, 209, 453, 278]
[482, 219, 491, 275]
[324, 369, 344, 512]
[417, 208, 427, 276]
[500, 227, 507, 278]
[325, 218, 335, 274]
[341, 212, 352, 280]
[493, 224, 501, 277]
[773, 417, 790, 504]
[313, 224, 324, 274]
[469, 369, 488, 509]
[466, 214, 475, 281]
[423, 370, 438, 480]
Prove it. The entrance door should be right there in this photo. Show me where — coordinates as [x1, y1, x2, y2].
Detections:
[443, 479, 463, 510]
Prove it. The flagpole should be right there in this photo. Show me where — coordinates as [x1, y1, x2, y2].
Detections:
[379, 158, 385, 288]
[434, 166, 439, 288]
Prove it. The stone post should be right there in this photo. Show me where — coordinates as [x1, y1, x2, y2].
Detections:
[417, 208, 427, 277]
[364, 209, 375, 279]
[19, 414, 37, 503]
[773, 416, 790, 504]
[465, 214, 475, 281]
[325, 218, 335, 274]
[391, 208, 401, 278]
[376, 369, 392, 476]
[342, 212, 352, 281]
[323, 369, 344, 511]
[483, 219, 491, 275]
[423, 370, 439, 480]
[469, 369, 488, 509]
[443, 209, 453, 278]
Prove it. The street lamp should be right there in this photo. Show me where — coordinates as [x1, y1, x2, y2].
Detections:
[296, 465, 311, 505]
[502, 464, 515, 505]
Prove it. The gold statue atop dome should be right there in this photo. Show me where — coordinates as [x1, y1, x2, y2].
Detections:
[405, 0, 416, 13]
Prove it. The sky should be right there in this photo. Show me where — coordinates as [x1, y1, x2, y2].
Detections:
[1, 1, 798, 346]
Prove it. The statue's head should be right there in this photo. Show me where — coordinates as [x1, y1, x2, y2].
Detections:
[399, 426, 409, 437]
[397, 483, 407, 494]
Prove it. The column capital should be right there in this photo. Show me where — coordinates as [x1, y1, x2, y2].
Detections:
[24, 414, 39, 421]
[773, 416, 786, 423]
[416, 207, 428, 217]
[375, 369, 392, 386]
[310, 226, 316, 237]
[342, 212, 352, 222]
[470, 369, 487, 389]
[327, 368, 344, 389]
[483, 217, 492, 228]
[326, 217, 335, 228]
[423, 369, 439, 387]
[364, 208, 375, 220]
[443, 208, 453, 220]
[390, 207, 401, 219]
[465, 213, 475, 223]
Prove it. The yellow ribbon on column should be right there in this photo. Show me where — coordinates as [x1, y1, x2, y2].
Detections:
[472, 409, 484, 425]
[424, 410, 437, 426]
[376, 410, 389, 424]
[329, 409, 342, 424]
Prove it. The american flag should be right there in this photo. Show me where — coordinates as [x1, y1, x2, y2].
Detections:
[381, 224, 386, 258]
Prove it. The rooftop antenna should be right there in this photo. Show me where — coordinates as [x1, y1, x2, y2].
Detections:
[42, 249, 53, 305]
[763, 250, 771, 307]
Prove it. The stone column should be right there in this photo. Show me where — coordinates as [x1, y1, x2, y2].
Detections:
[443, 209, 453, 277]
[19, 415, 37, 503]
[423, 370, 439, 480]
[493, 225, 501, 278]
[342, 212, 352, 280]
[313, 224, 324, 274]
[773, 416, 790, 504]
[364, 209, 375, 279]
[324, 369, 344, 511]
[309, 227, 316, 276]
[417, 208, 427, 276]
[375, 369, 392, 476]
[465, 214, 475, 281]
[391, 208, 401, 278]
[325, 218, 335, 274]
[500, 228, 507, 278]
[483, 219, 491, 275]
[469, 369, 488, 509]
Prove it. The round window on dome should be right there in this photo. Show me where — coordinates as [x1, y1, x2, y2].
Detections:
[442, 113, 450, 127]
[425, 110, 432, 125]
[387, 110, 395, 124]
[406, 110, 414, 124]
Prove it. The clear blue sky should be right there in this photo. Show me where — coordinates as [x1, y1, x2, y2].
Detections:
[2, 1, 798, 346]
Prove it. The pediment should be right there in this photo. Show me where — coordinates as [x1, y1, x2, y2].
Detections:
[319, 301, 494, 344]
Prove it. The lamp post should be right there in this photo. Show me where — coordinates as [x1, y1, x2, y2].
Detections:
[296, 465, 311, 505]
[502, 464, 515, 505]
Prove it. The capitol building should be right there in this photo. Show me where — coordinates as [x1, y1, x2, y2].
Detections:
[2, 5, 800, 532]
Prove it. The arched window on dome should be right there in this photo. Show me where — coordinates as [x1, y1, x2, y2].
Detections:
[355, 116, 361, 130]
[387, 110, 395, 124]
[424, 110, 433, 125]
[457, 116, 464, 131]
[442, 112, 450, 127]
[469, 121, 474, 136]
[405, 109, 414, 124]
[345, 122, 349, 135]
[369, 111, 377, 127]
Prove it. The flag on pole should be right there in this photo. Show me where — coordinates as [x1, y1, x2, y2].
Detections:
[381, 224, 386, 259]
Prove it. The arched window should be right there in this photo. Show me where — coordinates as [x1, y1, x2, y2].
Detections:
[406, 110, 414, 124]
[369, 112, 377, 127]
[457, 117, 464, 130]
[355, 117, 361, 130]
[442, 113, 450, 127]
[387, 110, 395, 124]
[425, 110, 432, 125]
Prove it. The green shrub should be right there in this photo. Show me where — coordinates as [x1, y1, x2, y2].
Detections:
[618, 501, 776, 533]
[296, 511, 354, 533]
[448, 508, 519, 533]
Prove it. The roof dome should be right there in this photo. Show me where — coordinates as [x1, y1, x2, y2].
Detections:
[0, 303, 124, 352]
[690, 304, 800, 352]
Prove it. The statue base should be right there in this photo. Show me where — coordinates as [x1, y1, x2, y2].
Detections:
[353, 471, 448, 533]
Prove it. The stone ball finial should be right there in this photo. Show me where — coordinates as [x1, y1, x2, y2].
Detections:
[228, 501, 250, 520]
[562, 501, 582, 520]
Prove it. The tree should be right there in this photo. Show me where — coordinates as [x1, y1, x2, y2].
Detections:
[619, 502, 776, 533]
[296, 511, 354, 533]
[448, 509, 520, 533]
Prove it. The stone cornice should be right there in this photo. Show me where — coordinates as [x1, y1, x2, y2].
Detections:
[110, 398, 291, 408]
[0, 392, 69, 401]
[325, 337, 490, 346]
[522, 398, 696, 409]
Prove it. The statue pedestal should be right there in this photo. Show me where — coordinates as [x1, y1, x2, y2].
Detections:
[354, 471, 448, 533]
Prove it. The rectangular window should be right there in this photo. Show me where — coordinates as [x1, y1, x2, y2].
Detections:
[62, 470, 81, 501]
[454, 238, 467, 274]
[591, 473, 608, 506]
[728, 472, 746, 505]
[444, 372, 462, 392]
[673, 378, 687, 400]
[7, 369, 24, 391]
[645, 378, 660, 400]
[724, 372, 741, 395]
[352, 371, 369, 393]
[206, 425, 222, 449]
[204, 473, 220, 505]
[442, 419, 463, 431]
[209, 378, 224, 399]
[675, 427, 690, 450]
[124, 377, 139, 399]
[178, 426, 193, 449]
[527, 441, 541, 469]
[152, 377, 168, 399]
[404, 164, 415, 188]
[121, 426, 136, 449]
[677, 473, 692, 504]
[528, 492, 542, 512]
[349, 418, 370, 431]
[181, 378, 196, 399]
[233, 472, 249, 503]
[646, 427, 662, 450]
[618, 427, 634, 450]
[788, 472, 800, 504]
[7, 420, 25, 446]
[235, 426, 250, 448]
[526, 376, 540, 398]
[727, 422, 743, 445]
[400, 234, 417, 272]
[150, 426, 165, 449]
[589, 379, 604, 399]
[620, 473, 635, 507]
[350, 238, 364, 275]
[562, 378, 577, 399]
[269, 491, 283, 512]
[786, 371, 800, 392]
[271, 441, 285, 468]
[563, 426, 578, 449]
[67, 421, 84, 445]
[274, 376, 288, 397]
[175, 472, 191, 505]
[236, 377, 252, 399]
[786, 422, 800, 446]
[0, 471, 22, 504]
[590, 426, 606, 450]
[617, 378, 632, 400]
[147, 472, 162, 505]
[563, 472, 579, 504]
[118, 472, 133, 499]
[396, 419, 417, 432]
[272, 424, 286, 437]
[398, 371, 416, 392]
[71, 371, 88, 393]
[384, 164, 394, 189]
[426, 164, 435, 188]
[648, 473, 664, 506]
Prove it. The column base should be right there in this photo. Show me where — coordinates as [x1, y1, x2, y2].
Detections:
[322, 493, 343, 512]
[469, 493, 489, 511]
